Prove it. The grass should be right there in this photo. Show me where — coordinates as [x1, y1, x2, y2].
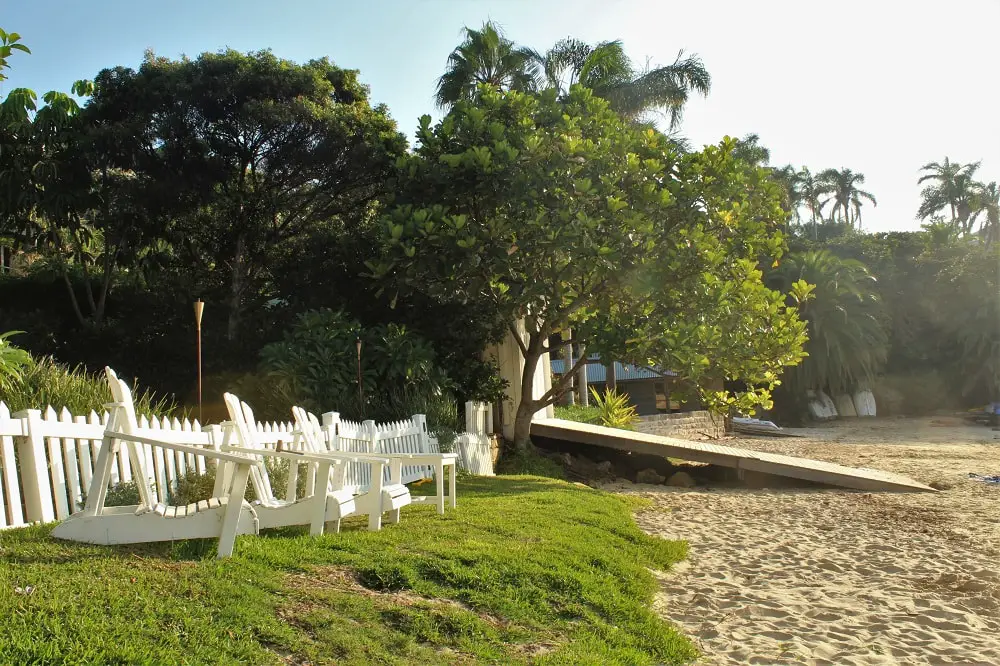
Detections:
[0, 476, 695, 665]
[554, 403, 603, 425]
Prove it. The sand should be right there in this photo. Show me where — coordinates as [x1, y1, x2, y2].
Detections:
[612, 417, 1000, 665]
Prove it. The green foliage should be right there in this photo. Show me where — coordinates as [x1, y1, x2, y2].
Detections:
[374, 86, 804, 443]
[435, 21, 542, 107]
[0, 331, 31, 391]
[540, 38, 711, 128]
[0, 354, 176, 415]
[818, 168, 877, 230]
[590, 387, 639, 429]
[554, 403, 603, 425]
[775, 250, 887, 396]
[0, 477, 694, 664]
[259, 308, 459, 433]
[494, 449, 567, 479]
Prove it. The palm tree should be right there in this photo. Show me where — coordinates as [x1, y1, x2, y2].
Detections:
[818, 168, 877, 230]
[795, 167, 826, 238]
[435, 22, 542, 107]
[541, 38, 710, 128]
[917, 157, 981, 233]
[732, 133, 770, 166]
[971, 181, 1000, 246]
[775, 250, 887, 396]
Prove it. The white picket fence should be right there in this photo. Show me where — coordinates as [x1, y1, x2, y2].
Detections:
[0, 402, 441, 531]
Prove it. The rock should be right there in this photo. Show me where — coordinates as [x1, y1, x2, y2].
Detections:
[595, 460, 613, 475]
[636, 468, 666, 485]
[560, 453, 574, 467]
[665, 471, 696, 488]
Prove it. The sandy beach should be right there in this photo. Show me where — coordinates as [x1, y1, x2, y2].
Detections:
[613, 417, 1000, 665]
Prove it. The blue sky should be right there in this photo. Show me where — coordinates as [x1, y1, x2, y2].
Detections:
[4, 0, 998, 231]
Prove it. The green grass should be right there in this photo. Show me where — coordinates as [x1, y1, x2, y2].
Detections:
[0, 476, 695, 665]
[554, 403, 603, 425]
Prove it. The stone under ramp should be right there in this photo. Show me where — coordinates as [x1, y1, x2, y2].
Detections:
[530, 418, 935, 492]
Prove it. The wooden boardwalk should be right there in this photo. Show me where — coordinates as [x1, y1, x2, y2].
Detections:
[531, 419, 935, 492]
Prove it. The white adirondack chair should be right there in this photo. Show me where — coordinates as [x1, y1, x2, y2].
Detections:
[292, 406, 457, 517]
[51, 368, 260, 557]
[219, 393, 402, 533]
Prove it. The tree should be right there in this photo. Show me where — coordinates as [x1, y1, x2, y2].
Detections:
[971, 181, 999, 246]
[818, 168, 876, 229]
[541, 38, 710, 128]
[774, 250, 887, 396]
[373, 86, 804, 449]
[88, 50, 407, 341]
[435, 22, 542, 107]
[917, 157, 980, 233]
[795, 167, 825, 233]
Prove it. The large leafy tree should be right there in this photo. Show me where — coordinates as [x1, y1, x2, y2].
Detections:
[917, 157, 980, 233]
[435, 22, 542, 107]
[88, 50, 407, 341]
[818, 168, 877, 229]
[373, 86, 804, 448]
[541, 38, 710, 128]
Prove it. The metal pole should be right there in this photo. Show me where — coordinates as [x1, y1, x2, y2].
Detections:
[194, 299, 204, 423]
[355, 338, 363, 414]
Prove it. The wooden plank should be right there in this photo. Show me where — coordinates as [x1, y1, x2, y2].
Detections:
[531, 419, 935, 493]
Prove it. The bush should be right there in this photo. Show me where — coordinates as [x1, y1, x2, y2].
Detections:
[0, 355, 177, 416]
[0, 331, 32, 392]
[258, 308, 461, 438]
[169, 457, 311, 506]
[495, 448, 565, 479]
[591, 388, 639, 429]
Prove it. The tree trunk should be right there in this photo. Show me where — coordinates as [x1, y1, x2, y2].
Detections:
[576, 344, 590, 406]
[227, 235, 247, 342]
[607, 360, 617, 391]
[560, 330, 574, 406]
[512, 346, 543, 452]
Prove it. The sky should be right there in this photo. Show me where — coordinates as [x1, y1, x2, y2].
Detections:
[3, 0, 998, 232]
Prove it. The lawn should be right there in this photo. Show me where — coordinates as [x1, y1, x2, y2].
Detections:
[0, 476, 696, 665]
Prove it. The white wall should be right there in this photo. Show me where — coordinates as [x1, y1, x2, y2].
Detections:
[486, 319, 554, 440]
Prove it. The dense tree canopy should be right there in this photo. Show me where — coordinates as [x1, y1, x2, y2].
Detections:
[83, 50, 407, 340]
[373, 85, 805, 446]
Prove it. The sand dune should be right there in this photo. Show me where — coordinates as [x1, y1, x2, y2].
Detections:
[613, 418, 1000, 665]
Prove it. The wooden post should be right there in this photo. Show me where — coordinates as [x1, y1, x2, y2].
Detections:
[355, 338, 363, 415]
[194, 300, 205, 424]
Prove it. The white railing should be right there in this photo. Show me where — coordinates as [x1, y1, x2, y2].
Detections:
[321, 412, 437, 492]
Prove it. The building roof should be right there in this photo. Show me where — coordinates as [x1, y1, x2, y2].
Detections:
[549, 357, 674, 384]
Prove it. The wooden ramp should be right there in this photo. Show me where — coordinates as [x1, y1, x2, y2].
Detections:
[531, 419, 935, 493]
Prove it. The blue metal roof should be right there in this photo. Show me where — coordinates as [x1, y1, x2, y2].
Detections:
[550, 357, 674, 384]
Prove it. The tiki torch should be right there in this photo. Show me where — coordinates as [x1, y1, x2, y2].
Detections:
[355, 337, 364, 411]
[194, 299, 205, 423]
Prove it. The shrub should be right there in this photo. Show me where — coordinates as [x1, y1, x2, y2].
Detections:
[259, 308, 461, 437]
[0, 355, 177, 416]
[590, 388, 639, 429]
[0, 331, 32, 392]
[495, 448, 565, 479]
